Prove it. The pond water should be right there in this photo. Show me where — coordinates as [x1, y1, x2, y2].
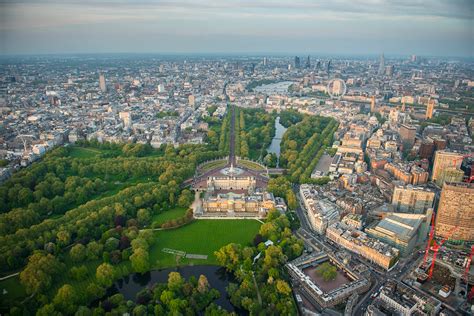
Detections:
[267, 117, 287, 167]
[106, 265, 239, 312]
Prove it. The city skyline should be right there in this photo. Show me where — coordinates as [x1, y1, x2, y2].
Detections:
[1, 0, 473, 57]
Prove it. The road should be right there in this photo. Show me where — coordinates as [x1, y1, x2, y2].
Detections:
[228, 102, 236, 166]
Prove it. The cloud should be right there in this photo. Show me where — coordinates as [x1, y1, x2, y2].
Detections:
[0, 0, 472, 55]
[0, 0, 472, 19]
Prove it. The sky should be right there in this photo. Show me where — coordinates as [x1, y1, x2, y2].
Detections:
[0, 0, 473, 57]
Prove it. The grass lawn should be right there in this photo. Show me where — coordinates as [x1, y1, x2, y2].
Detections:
[152, 207, 188, 226]
[0, 276, 26, 306]
[150, 219, 261, 268]
[238, 159, 265, 171]
[68, 146, 105, 158]
[199, 160, 227, 174]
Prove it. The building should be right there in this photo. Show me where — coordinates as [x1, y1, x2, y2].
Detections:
[202, 191, 275, 216]
[341, 214, 363, 230]
[188, 94, 195, 107]
[366, 211, 432, 256]
[305, 55, 311, 69]
[326, 222, 399, 270]
[370, 96, 376, 113]
[119, 111, 132, 128]
[431, 150, 464, 182]
[385, 65, 394, 76]
[419, 139, 435, 159]
[378, 53, 385, 75]
[391, 185, 435, 213]
[399, 124, 416, 149]
[286, 253, 370, 308]
[435, 182, 474, 242]
[436, 168, 464, 187]
[370, 280, 441, 316]
[294, 56, 301, 69]
[300, 184, 340, 234]
[426, 99, 434, 119]
[99, 74, 107, 92]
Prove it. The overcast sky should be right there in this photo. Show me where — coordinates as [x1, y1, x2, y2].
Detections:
[0, 0, 472, 56]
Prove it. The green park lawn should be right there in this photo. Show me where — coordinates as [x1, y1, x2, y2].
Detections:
[0, 220, 261, 309]
[152, 207, 188, 226]
[150, 219, 261, 268]
[0, 276, 26, 306]
[199, 160, 227, 173]
[238, 159, 265, 171]
[68, 146, 105, 158]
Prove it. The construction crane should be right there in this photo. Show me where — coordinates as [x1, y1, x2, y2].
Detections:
[427, 226, 458, 279]
[422, 212, 436, 268]
[464, 245, 474, 298]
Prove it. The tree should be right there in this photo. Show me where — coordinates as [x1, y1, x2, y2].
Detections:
[160, 289, 174, 305]
[136, 208, 151, 226]
[168, 272, 184, 292]
[70, 265, 88, 280]
[215, 243, 242, 271]
[19, 252, 63, 294]
[130, 248, 150, 273]
[197, 274, 210, 294]
[70, 244, 86, 262]
[315, 262, 337, 281]
[36, 304, 59, 316]
[56, 230, 71, 246]
[275, 280, 291, 296]
[177, 189, 193, 208]
[104, 237, 120, 252]
[86, 282, 105, 301]
[131, 237, 149, 252]
[96, 263, 115, 287]
[86, 241, 103, 260]
[53, 284, 78, 314]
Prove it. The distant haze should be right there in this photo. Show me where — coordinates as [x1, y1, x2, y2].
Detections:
[0, 0, 472, 57]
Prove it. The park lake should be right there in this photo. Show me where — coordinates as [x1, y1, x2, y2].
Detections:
[105, 265, 239, 312]
[267, 116, 287, 167]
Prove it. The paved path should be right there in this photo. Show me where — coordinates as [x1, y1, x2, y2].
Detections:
[0, 272, 19, 281]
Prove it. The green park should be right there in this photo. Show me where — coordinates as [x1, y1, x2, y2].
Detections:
[0, 106, 336, 314]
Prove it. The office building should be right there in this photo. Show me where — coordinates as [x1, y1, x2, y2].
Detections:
[326, 221, 399, 270]
[437, 168, 464, 187]
[378, 53, 385, 75]
[188, 94, 195, 107]
[305, 55, 311, 69]
[369, 280, 441, 316]
[294, 56, 301, 69]
[431, 150, 464, 182]
[399, 124, 416, 149]
[391, 185, 435, 213]
[300, 184, 340, 234]
[370, 96, 376, 113]
[366, 211, 432, 256]
[435, 182, 474, 242]
[99, 74, 107, 92]
[385, 65, 394, 76]
[426, 99, 434, 119]
[119, 111, 132, 128]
